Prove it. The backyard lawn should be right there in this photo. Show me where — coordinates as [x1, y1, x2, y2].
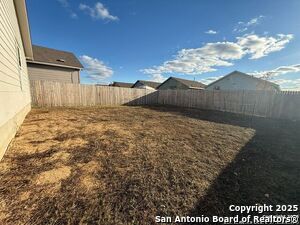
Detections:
[0, 106, 299, 225]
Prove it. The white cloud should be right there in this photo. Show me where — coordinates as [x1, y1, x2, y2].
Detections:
[273, 78, 300, 90]
[70, 12, 78, 19]
[142, 34, 293, 77]
[237, 34, 293, 59]
[141, 41, 244, 76]
[234, 15, 265, 33]
[150, 74, 167, 83]
[57, 0, 78, 19]
[250, 64, 300, 79]
[248, 64, 300, 90]
[79, 2, 118, 21]
[80, 55, 113, 81]
[199, 64, 300, 89]
[205, 30, 218, 35]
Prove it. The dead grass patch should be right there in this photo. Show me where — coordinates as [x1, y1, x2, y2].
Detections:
[50, 151, 70, 161]
[0, 106, 299, 225]
[19, 191, 30, 201]
[35, 166, 71, 185]
[80, 175, 100, 191]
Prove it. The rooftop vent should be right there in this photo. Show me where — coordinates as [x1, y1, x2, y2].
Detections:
[57, 59, 65, 62]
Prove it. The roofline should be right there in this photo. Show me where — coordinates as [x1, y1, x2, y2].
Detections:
[156, 77, 190, 89]
[112, 81, 134, 84]
[14, 0, 33, 60]
[32, 44, 79, 57]
[205, 71, 280, 89]
[205, 71, 236, 88]
[157, 76, 205, 89]
[156, 77, 170, 89]
[112, 81, 134, 85]
[189, 87, 205, 90]
[27, 60, 82, 70]
[131, 80, 161, 88]
[131, 80, 140, 88]
[131, 80, 151, 88]
[31, 44, 84, 68]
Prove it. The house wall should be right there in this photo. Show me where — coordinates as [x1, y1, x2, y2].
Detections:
[0, 0, 31, 159]
[27, 63, 80, 83]
[158, 78, 188, 90]
[206, 73, 277, 91]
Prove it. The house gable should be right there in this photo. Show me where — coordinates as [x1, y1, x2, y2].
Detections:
[157, 77, 206, 90]
[158, 77, 189, 90]
[111, 82, 134, 88]
[132, 80, 161, 89]
[206, 71, 280, 91]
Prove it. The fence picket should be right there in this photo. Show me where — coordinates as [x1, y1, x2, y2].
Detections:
[30, 81, 300, 121]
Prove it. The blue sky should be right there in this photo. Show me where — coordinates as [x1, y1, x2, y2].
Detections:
[27, 0, 300, 90]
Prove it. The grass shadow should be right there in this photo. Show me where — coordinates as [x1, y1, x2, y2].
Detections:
[1, 106, 299, 225]
[144, 106, 300, 221]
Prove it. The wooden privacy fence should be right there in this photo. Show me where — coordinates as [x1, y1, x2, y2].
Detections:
[30, 80, 300, 121]
[157, 89, 300, 120]
[30, 80, 158, 107]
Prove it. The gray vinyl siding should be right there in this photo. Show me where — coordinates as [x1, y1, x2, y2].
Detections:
[0, 0, 30, 92]
[0, 0, 31, 124]
[71, 70, 80, 83]
[0, 0, 32, 159]
[27, 63, 80, 84]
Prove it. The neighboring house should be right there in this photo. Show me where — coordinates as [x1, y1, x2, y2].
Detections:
[131, 80, 161, 90]
[206, 71, 280, 91]
[0, 0, 33, 159]
[27, 45, 83, 83]
[157, 77, 206, 90]
[95, 84, 109, 87]
[110, 81, 134, 88]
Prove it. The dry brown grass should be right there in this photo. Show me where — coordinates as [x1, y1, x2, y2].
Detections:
[0, 106, 299, 225]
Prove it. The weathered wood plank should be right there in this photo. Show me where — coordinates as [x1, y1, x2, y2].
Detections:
[30, 80, 157, 107]
[30, 81, 300, 121]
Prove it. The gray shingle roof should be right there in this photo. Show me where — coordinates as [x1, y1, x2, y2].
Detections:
[132, 80, 162, 89]
[110, 82, 134, 88]
[170, 77, 206, 89]
[28, 45, 83, 69]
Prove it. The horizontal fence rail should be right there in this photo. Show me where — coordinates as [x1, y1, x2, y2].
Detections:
[157, 89, 300, 121]
[30, 80, 158, 107]
[30, 80, 300, 121]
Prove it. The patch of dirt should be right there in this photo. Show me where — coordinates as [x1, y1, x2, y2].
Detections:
[80, 175, 100, 191]
[19, 191, 30, 201]
[0, 106, 299, 225]
[35, 166, 71, 185]
[0, 212, 7, 222]
[50, 151, 70, 161]
[59, 137, 88, 149]
[0, 201, 7, 221]
[0, 162, 10, 171]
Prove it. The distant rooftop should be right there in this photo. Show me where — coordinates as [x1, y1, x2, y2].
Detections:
[27, 45, 83, 69]
[206, 71, 280, 90]
[132, 80, 162, 89]
[170, 77, 206, 89]
[110, 82, 134, 88]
